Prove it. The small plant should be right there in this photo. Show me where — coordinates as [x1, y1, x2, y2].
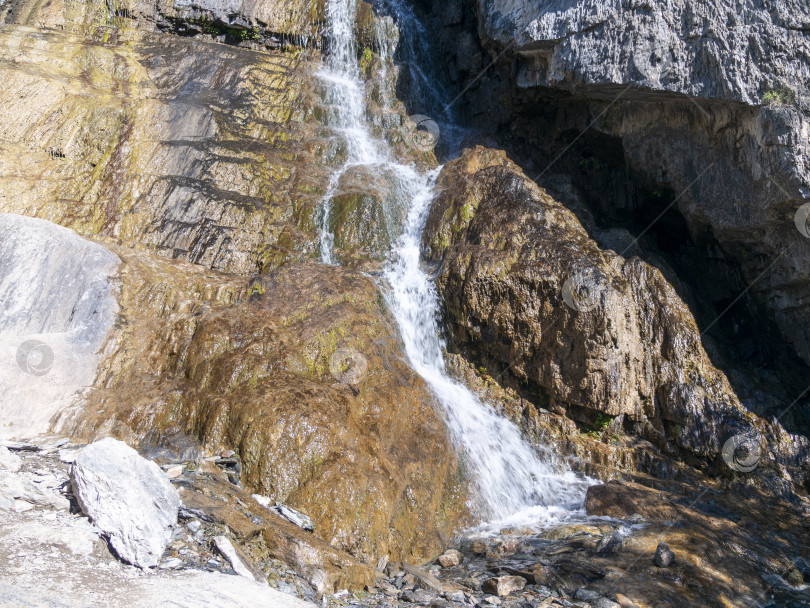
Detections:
[763, 86, 796, 107]
[582, 412, 615, 438]
[359, 47, 374, 78]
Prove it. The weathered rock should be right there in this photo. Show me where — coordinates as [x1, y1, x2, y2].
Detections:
[0, 214, 120, 440]
[423, 147, 805, 482]
[596, 530, 623, 555]
[0, 26, 327, 277]
[654, 542, 675, 568]
[213, 535, 255, 580]
[481, 575, 526, 597]
[70, 438, 180, 568]
[585, 482, 680, 521]
[448, 0, 810, 385]
[69, 262, 469, 566]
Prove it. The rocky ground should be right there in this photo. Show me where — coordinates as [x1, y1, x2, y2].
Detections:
[2, 436, 809, 608]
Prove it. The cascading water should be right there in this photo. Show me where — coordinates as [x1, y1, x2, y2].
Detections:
[319, 0, 589, 529]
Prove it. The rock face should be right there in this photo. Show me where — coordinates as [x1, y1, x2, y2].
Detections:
[423, 147, 808, 485]
[436, 0, 810, 381]
[0, 25, 329, 276]
[0, 214, 120, 440]
[64, 258, 468, 565]
[70, 438, 180, 568]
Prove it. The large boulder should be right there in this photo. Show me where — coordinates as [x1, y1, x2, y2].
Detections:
[423, 147, 808, 484]
[70, 438, 180, 568]
[66, 261, 469, 566]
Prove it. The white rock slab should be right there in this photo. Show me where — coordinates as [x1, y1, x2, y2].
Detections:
[70, 438, 180, 568]
[0, 214, 121, 441]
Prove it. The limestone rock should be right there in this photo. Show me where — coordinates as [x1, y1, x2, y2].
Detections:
[70, 438, 180, 568]
[0, 214, 120, 440]
[481, 575, 526, 597]
[0, 447, 22, 473]
[213, 535, 255, 580]
[423, 147, 801, 479]
[462, 0, 810, 375]
[68, 261, 469, 566]
[438, 549, 461, 567]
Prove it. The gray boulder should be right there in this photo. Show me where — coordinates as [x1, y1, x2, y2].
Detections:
[70, 438, 179, 568]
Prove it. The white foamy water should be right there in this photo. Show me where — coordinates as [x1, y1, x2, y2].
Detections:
[319, 0, 590, 529]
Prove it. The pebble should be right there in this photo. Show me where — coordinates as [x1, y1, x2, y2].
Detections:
[596, 530, 624, 554]
[654, 542, 675, 567]
[186, 519, 201, 533]
[159, 558, 184, 569]
[439, 549, 461, 567]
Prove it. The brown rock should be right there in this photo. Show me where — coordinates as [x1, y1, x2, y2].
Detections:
[68, 260, 470, 567]
[422, 147, 775, 472]
[438, 549, 461, 567]
[481, 575, 527, 597]
[585, 482, 680, 521]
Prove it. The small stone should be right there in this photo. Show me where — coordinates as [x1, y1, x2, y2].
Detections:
[219, 449, 236, 458]
[575, 588, 602, 601]
[597, 530, 624, 554]
[470, 540, 487, 555]
[165, 465, 184, 479]
[270, 504, 315, 532]
[482, 575, 526, 597]
[186, 519, 201, 533]
[444, 590, 465, 603]
[654, 542, 675, 567]
[213, 535, 255, 580]
[482, 596, 501, 605]
[159, 557, 184, 570]
[438, 549, 462, 567]
[615, 594, 640, 608]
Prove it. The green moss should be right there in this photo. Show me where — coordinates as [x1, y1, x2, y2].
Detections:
[359, 47, 374, 79]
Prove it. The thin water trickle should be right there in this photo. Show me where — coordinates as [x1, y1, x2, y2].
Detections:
[319, 0, 590, 529]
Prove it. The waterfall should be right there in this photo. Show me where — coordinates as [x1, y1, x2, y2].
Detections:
[319, 0, 589, 528]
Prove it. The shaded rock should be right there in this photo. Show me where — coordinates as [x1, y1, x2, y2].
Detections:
[654, 542, 675, 568]
[596, 531, 624, 555]
[70, 438, 180, 568]
[481, 575, 526, 597]
[585, 482, 680, 521]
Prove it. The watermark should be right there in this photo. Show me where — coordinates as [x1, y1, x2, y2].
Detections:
[721, 433, 762, 473]
[409, 114, 440, 152]
[328, 347, 368, 386]
[16, 339, 55, 376]
[794, 202, 810, 238]
[561, 269, 609, 313]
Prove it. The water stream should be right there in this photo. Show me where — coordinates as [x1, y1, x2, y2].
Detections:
[318, 0, 589, 530]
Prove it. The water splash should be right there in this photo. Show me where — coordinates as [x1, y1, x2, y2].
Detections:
[319, 0, 589, 528]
